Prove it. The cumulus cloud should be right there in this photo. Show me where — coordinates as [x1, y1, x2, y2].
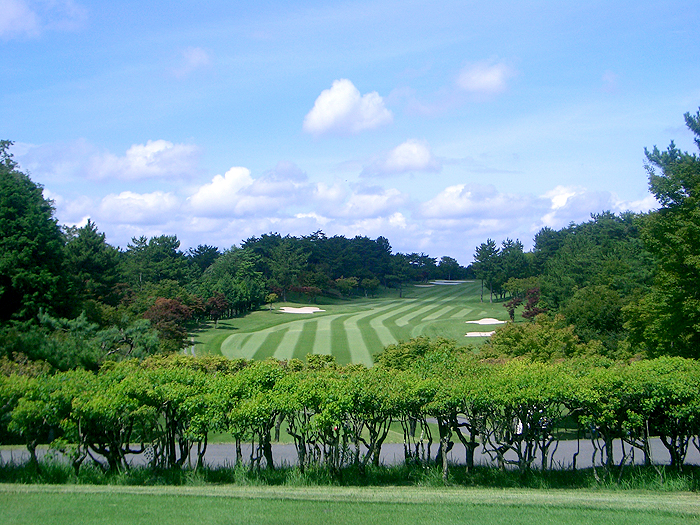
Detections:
[419, 184, 538, 220]
[415, 182, 659, 256]
[361, 139, 441, 177]
[188, 167, 254, 215]
[303, 79, 393, 136]
[188, 163, 309, 217]
[173, 47, 212, 78]
[97, 191, 181, 225]
[326, 186, 408, 219]
[89, 140, 202, 181]
[13, 139, 202, 183]
[456, 59, 514, 95]
[0, 0, 86, 39]
[538, 185, 656, 229]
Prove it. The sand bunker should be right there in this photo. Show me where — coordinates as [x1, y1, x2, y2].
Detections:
[414, 284, 435, 288]
[466, 318, 506, 325]
[430, 280, 470, 285]
[279, 307, 326, 314]
[465, 331, 496, 337]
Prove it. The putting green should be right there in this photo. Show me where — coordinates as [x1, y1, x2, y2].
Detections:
[200, 281, 509, 365]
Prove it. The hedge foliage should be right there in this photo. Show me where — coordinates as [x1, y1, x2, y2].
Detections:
[2, 338, 700, 481]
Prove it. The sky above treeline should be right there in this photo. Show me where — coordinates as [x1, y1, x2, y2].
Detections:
[2, 1, 699, 265]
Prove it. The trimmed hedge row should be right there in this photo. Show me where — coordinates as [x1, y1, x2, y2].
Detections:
[2, 347, 699, 480]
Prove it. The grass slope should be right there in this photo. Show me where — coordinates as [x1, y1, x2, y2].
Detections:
[195, 281, 509, 364]
[2, 484, 698, 525]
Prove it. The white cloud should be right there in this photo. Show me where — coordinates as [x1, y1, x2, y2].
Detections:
[538, 186, 656, 229]
[14, 139, 96, 183]
[0, 0, 86, 39]
[188, 167, 254, 215]
[415, 183, 659, 256]
[542, 185, 580, 210]
[457, 59, 514, 95]
[174, 47, 212, 78]
[13, 139, 202, 183]
[362, 139, 441, 177]
[89, 140, 202, 181]
[188, 164, 309, 217]
[330, 186, 407, 219]
[97, 191, 181, 225]
[332, 213, 412, 245]
[419, 184, 537, 220]
[294, 212, 331, 226]
[313, 182, 348, 205]
[303, 79, 393, 136]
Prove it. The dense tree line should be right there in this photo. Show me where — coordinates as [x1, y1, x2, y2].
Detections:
[2, 341, 700, 480]
[471, 109, 700, 360]
[0, 140, 471, 368]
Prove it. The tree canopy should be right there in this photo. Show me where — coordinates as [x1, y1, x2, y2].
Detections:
[0, 141, 68, 321]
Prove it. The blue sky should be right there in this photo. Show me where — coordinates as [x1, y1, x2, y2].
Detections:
[2, 1, 699, 265]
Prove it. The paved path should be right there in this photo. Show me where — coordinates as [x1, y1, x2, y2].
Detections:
[3, 438, 699, 470]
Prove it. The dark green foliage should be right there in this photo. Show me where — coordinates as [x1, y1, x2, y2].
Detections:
[2, 458, 699, 491]
[561, 285, 626, 355]
[473, 238, 529, 303]
[121, 235, 189, 287]
[63, 220, 120, 308]
[473, 239, 499, 302]
[186, 244, 220, 275]
[626, 110, 700, 358]
[0, 312, 159, 371]
[0, 141, 68, 321]
[539, 212, 653, 310]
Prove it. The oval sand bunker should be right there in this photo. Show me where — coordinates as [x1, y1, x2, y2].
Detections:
[466, 318, 506, 325]
[279, 306, 326, 314]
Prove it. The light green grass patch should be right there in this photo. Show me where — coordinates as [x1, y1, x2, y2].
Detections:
[2, 484, 698, 525]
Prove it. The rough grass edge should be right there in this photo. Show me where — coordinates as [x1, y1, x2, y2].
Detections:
[1, 457, 699, 494]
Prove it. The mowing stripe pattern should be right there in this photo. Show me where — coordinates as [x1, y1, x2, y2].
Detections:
[216, 281, 503, 364]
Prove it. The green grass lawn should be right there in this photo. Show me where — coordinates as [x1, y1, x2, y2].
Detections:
[2, 484, 698, 525]
[193, 281, 511, 365]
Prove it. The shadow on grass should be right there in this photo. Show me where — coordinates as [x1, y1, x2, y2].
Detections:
[2, 456, 699, 491]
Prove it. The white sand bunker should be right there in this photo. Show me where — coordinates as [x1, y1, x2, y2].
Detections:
[430, 280, 468, 285]
[466, 331, 496, 337]
[414, 284, 435, 288]
[279, 307, 326, 314]
[466, 318, 506, 325]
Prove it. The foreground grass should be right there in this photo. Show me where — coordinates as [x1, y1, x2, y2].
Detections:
[1, 483, 699, 525]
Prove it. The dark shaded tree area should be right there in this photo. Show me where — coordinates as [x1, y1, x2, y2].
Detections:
[0, 144, 470, 371]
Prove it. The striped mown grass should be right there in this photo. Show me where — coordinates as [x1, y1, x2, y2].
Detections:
[196, 281, 510, 364]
